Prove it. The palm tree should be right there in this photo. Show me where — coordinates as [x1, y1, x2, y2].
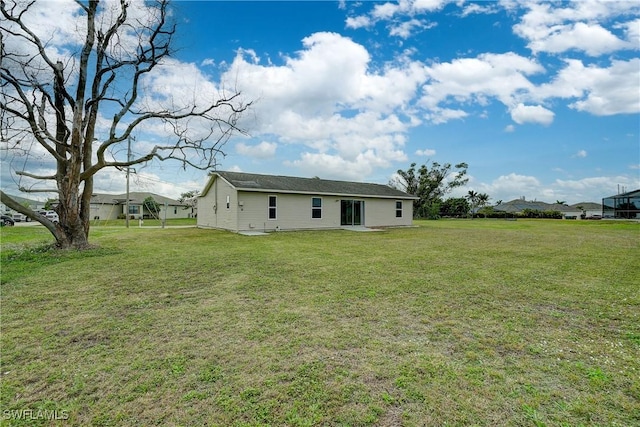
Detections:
[477, 193, 490, 217]
[466, 190, 478, 218]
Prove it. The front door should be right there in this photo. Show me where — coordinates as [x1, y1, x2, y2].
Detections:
[341, 200, 364, 226]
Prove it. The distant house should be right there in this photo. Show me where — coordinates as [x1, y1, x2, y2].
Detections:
[0, 195, 47, 222]
[602, 189, 640, 219]
[90, 192, 193, 220]
[494, 198, 602, 219]
[561, 202, 603, 219]
[197, 171, 418, 232]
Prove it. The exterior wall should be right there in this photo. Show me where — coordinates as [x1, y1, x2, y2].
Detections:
[197, 177, 415, 232]
[90, 203, 121, 220]
[197, 178, 239, 231]
[363, 198, 413, 228]
[237, 192, 342, 231]
[562, 209, 602, 219]
[156, 204, 194, 220]
[91, 203, 193, 220]
[234, 192, 414, 232]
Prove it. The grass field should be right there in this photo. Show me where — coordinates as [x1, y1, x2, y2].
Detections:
[1, 220, 638, 426]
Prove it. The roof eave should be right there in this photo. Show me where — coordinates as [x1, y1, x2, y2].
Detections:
[234, 187, 418, 200]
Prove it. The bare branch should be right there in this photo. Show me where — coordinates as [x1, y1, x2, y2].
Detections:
[16, 170, 56, 180]
[1, 0, 251, 248]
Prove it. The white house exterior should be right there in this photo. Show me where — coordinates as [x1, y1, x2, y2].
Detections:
[495, 199, 602, 219]
[1, 195, 46, 222]
[90, 192, 194, 220]
[197, 171, 418, 232]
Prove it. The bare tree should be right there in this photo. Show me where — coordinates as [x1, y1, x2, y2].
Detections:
[1, 0, 250, 249]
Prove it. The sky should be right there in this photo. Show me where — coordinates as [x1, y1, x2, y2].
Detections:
[2, 0, 639, 205]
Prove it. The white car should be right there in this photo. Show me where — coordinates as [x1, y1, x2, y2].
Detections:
[12, 213, 26, 222]
[45, 212, 59, 222]
[39, 211, 59, 222]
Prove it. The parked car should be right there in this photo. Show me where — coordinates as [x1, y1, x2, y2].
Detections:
[1, 215, 15, 226]
[42, 211, 59, 222]
[11, 212, 26, 222]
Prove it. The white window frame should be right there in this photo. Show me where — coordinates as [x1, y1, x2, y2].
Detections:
[311, 197, 322, 219]
[268, 195, 277, 220]
[395, 201, 403, 218]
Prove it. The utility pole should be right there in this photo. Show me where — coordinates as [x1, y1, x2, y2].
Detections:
[125, 136, 133, 228]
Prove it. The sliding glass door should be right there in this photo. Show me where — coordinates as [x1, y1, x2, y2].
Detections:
[341, 200, 364, 226]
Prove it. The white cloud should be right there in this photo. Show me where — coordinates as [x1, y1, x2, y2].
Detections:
[621, 18, 640, 46]
[390, 19, 433, 39]
[569, 59, 640, 116]
[345, 15, 372, 29]
[91, 169, 204, 200]
[489, 173, 542, 194]
[534, 58, 640, 116]
[223, 32, 424, 178]
[369, 0, 452, 20]
[425, 108, 468, 124]
[504, 124, 516, 133]
[235, 141, 277, 159]
[512, 0, 640, 55]
[420, 52, 543, 120]
[286, 152, 376, 181]
[463, 172, 640, 205]
[348, 0, 451, 38]
[461, 3, 499, 17]
[510, 103, 555, 125]
[554, 176, 640, 199]
[528, 22, 629, 56]
[415, 148, 436, 156]
[574, 150, 588, 158]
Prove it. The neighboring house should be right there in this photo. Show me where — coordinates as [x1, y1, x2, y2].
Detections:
[90, 192, 193, 220]
[197, 171, 418, 232]
[562, 202, 603, 219]
[602, 189, 640, 219]
[494, 198, 602, 219]
[1, 195, 47, 221]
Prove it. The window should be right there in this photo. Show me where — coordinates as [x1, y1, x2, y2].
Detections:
[311, 197, 322, 219]
[128, 205, 140, 214]
[395, 201, 403, 218]
[268, 196, 277, 219]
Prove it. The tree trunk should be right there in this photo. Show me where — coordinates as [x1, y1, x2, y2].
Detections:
[54, 184, 92, 250]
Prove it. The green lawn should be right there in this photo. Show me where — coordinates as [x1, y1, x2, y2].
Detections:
[1, 220, 638, 426]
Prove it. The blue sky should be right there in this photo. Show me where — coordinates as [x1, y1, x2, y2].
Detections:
[2, 0, 639, 204]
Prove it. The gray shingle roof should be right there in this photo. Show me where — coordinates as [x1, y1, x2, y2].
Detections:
[212, 171, 418, 199]
[495, 199, 601, 213]
[90, 192, 184, 206]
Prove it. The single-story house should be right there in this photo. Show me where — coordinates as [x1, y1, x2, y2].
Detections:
[197, 171, 418, 232]
[90, 192, 194, 220]
[494, 199, 602, 219]
[561, 202, 603, 219]
[1, 194, 47, 222]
